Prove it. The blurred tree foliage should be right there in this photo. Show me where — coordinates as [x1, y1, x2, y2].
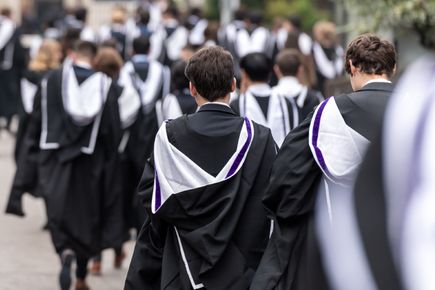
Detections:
[342, 0, 435, 47]
[205, 0, 330, 32]
[265, 0, 330, 31]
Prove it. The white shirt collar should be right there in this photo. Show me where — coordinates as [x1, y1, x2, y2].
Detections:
[74, 60, 92, 69]
[131, 54, 148, 63]
[364, 78, 392, 86]
[277, 76, 303, 94]
[201, 101, 230, 108]
[248, 83, 271, 97]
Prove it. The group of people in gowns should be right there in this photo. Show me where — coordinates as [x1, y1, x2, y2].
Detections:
[3, 2, 434, 290]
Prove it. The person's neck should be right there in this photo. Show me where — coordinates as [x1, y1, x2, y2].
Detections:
[74, 58, 92, 69]
[353, 73, 390, 91]
[196, 95, 230, 107]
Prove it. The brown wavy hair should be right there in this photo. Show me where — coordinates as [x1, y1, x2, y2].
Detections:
[94, 47, 123, 79]
[345, 34, 397, 77]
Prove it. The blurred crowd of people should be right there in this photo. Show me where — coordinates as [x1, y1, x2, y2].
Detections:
[0, 2, 347, 133]
[7, 2, 431, 290]
[1, 2, 345, 289]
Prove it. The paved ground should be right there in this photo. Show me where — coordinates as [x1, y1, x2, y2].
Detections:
[0, 130, 134, 290]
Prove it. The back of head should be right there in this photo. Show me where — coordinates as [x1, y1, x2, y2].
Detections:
[275, 49, 302, 77]
[163, 5, 179, 20]
[288, 15, 302, 31]
[345, 34, 396, 78]
[234, 8, 247, 21]
[185, 46, 234, 101]
[29, 39, 62, 71]
[133, 36, 150, 55]
[75, 7, 87, 22]
[240, 52, 272, 82]
[111, 6, 127, 24]
[204, 21, 219, 42]
[171, 60, 189, 92]
[94, 47, 123, 79]
[248, 10, 263, 26]
[75, 40, 98, 60]
[137, 7, 150, 25]
[313, 20, 337, 48]
[62, 28, 81, 55]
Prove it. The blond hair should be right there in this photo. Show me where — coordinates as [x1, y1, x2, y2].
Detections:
[29, 39, 61, 71]
[313, 20, 338, 48]
[111, 6, 127, 24]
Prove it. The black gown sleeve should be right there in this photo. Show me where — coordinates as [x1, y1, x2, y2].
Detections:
[251, 112, 322, 290]
[124, 155, 168, 290]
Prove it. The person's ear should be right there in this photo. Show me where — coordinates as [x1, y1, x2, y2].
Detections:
[231, 77, 237, 92]
[392, 64, 397, 77]
[189, 82, 197, 97]
[349, 60, 357, 77]
[273, 65, 282, 79]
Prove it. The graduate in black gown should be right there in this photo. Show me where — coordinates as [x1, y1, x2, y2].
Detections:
[151, 6, 188, 66]
[156, 60, 197, 124]
[272, 49, 322, 124]
[0, 10, 27, 131]
[352, 51, 435, 290]
[99, 6, 130, 60]
[234, 10, 275, 60]
[251, 34, 397, 290]
[5, 39, 62, 217]
[117, 35, 170, 231]
[311, 21, 344, 94]
[34, 41, 123, 290]
[89, 46, 132, 275]
[231, 52, 296, 147]
[124, 46, 276, 290]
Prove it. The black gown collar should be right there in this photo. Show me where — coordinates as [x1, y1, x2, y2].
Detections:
[358, 82, 393, 93]
[198, 103, 236, 115]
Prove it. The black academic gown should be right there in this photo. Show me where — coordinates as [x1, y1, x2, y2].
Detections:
[5, 69, 52, 216]
[4, 70, 49, 216]
[231, 94, 298, 129]
[172, 89, 197, 115]
[124, 104, 276, 290]
[297, 89, 323, 122]
[0, 26, 27, 120]
[37, 66, 124, 258]
[119, 60, 168, 231]
[250, 82, 393, 290]
[14, 69, 49, 162]
[353, 132, 405, 290]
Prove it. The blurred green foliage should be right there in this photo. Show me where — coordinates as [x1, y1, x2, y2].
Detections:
[205, 0, 330, 32]
[265, 0, 330, 31]
[205, 0, 220, 20]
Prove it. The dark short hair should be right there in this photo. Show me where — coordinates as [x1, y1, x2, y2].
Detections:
[185, 46, 234, 101]
[234, 8, 247, 21]
[74, 7, 87, 22]
[137, 7, 150, 25]
[133, 36, 150, 55]
[171, 60, 189, 91]
[345, 34, 397, 77]
[248, 10, 263, 25]
[275, 49, 302, 76]
[240, 52, 272, 82]
[288, 15, 302, 30]
[75, 40, 98, 58]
